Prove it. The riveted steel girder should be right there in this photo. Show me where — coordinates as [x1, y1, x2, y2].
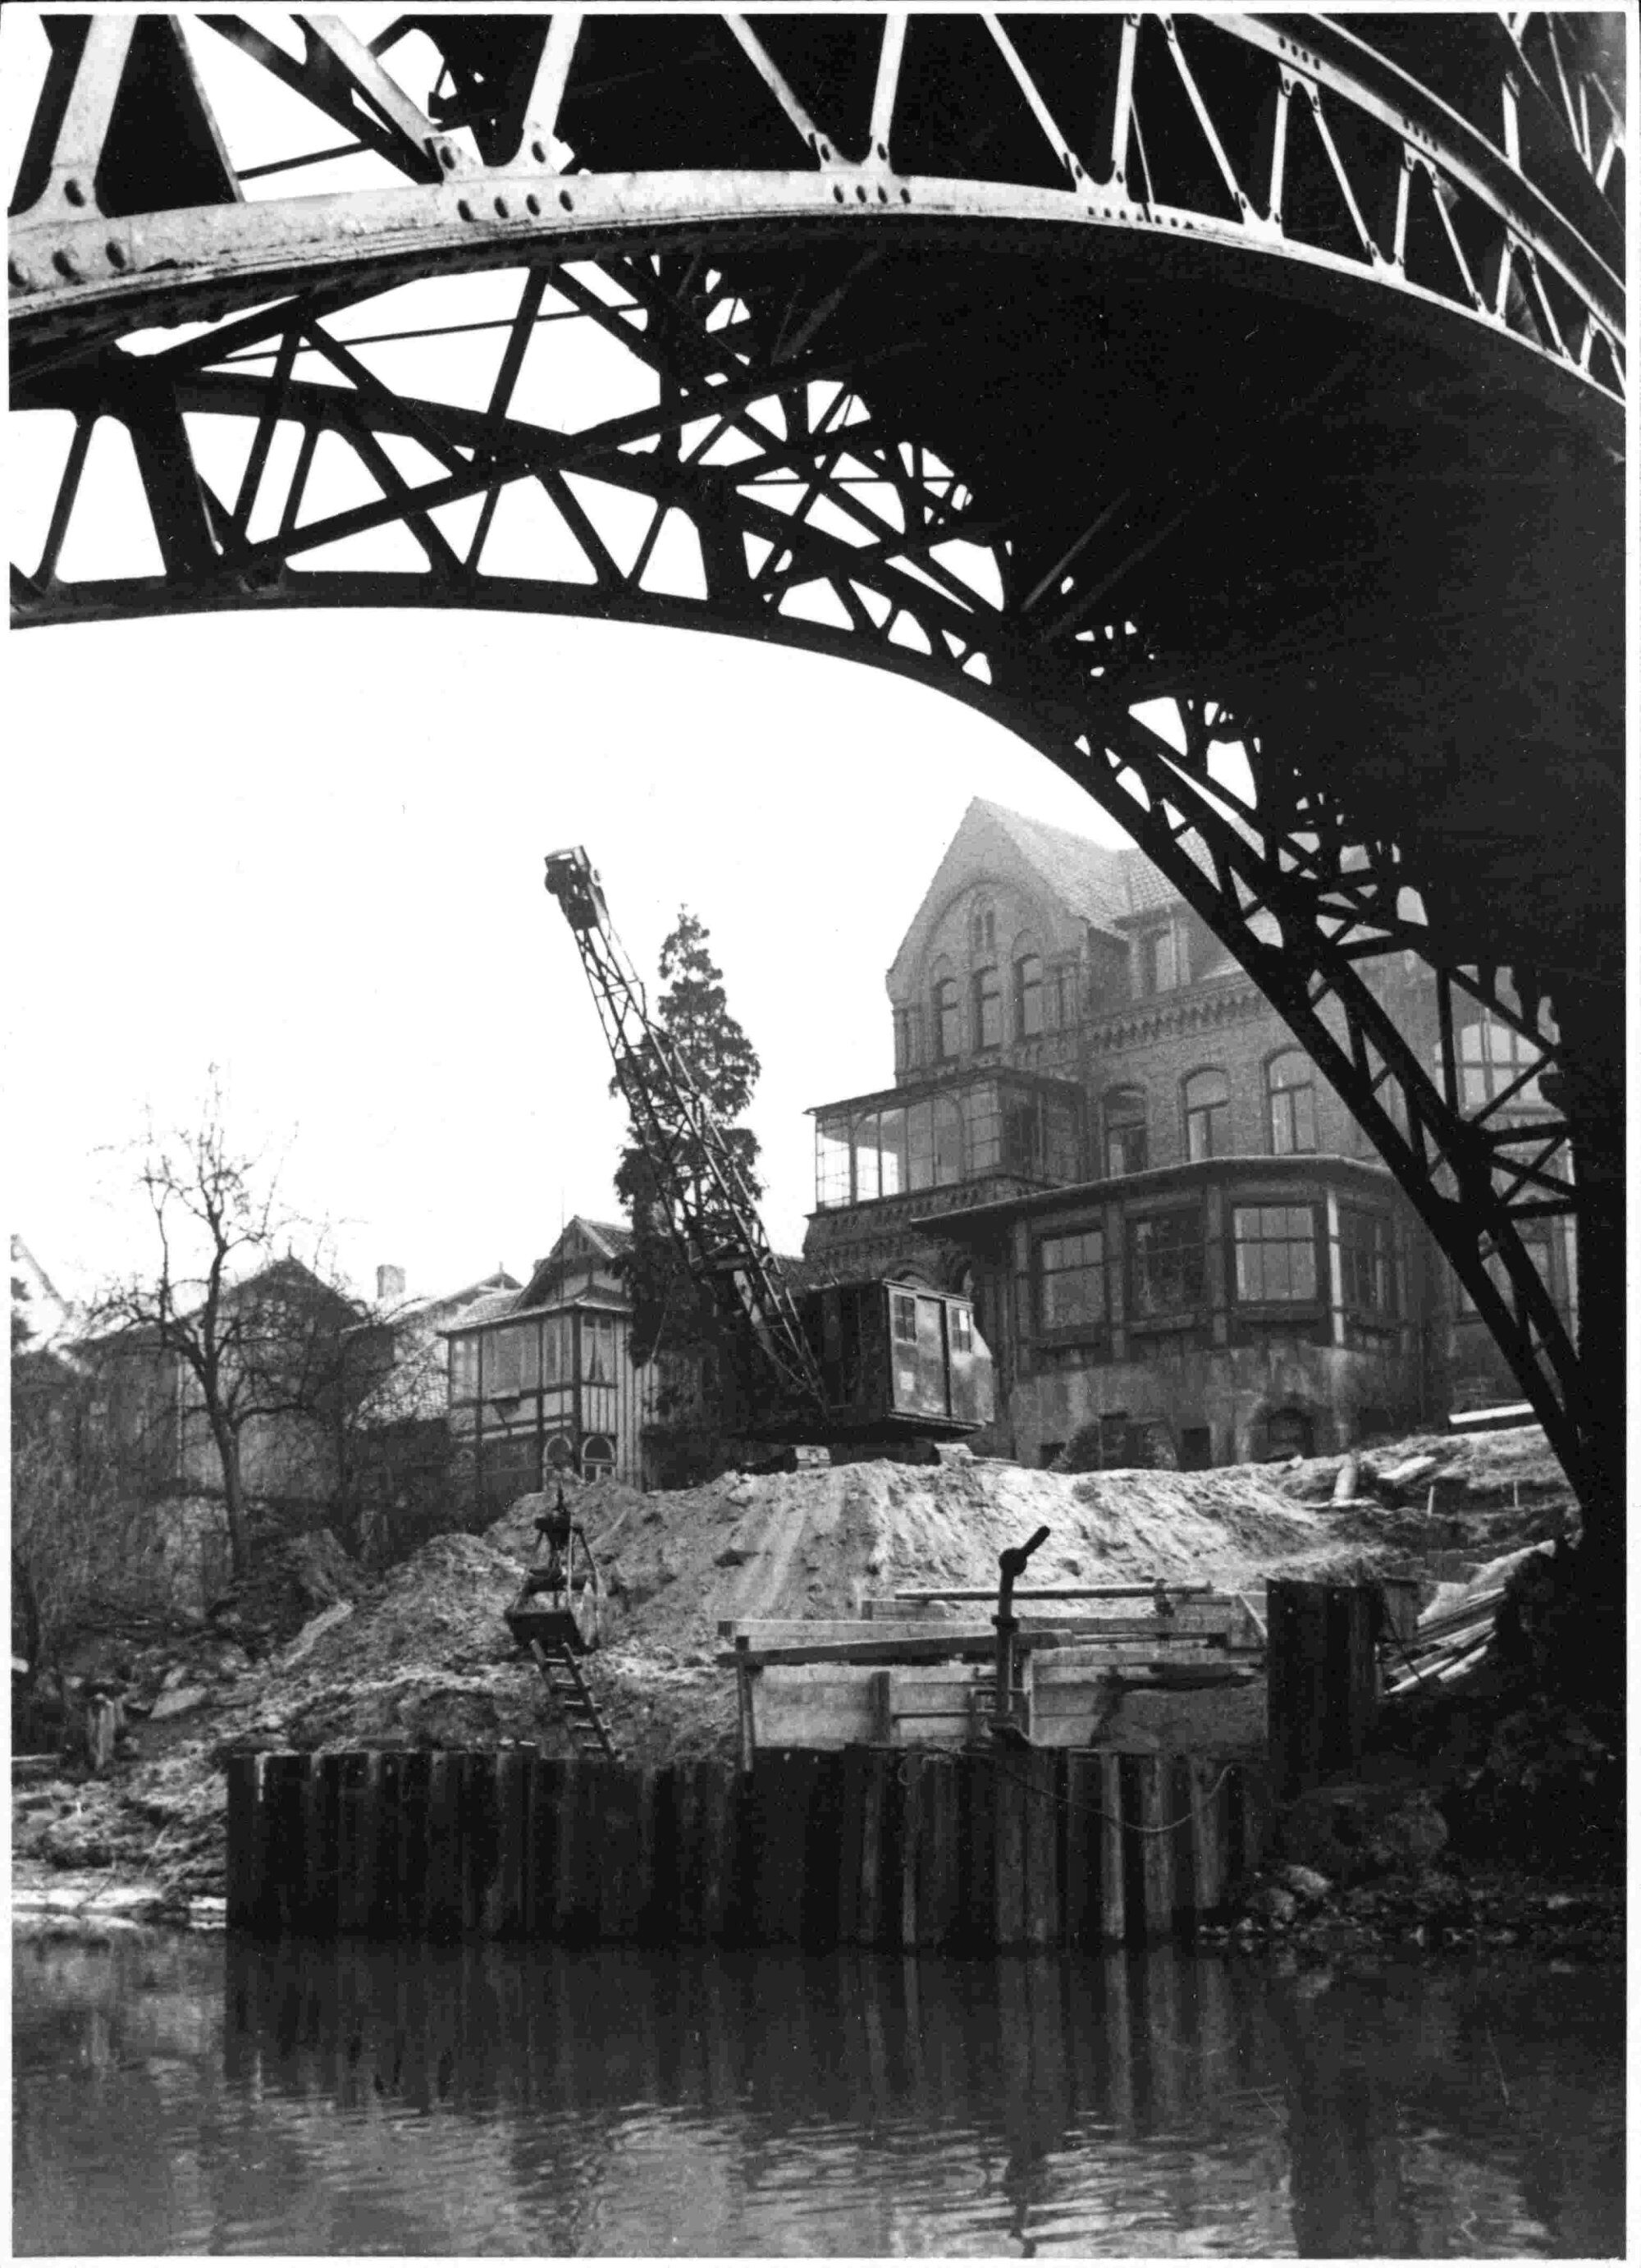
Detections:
[7, 11, 1626, 1523]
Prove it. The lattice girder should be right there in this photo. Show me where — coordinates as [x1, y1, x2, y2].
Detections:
[7, 11, 1624, 1517]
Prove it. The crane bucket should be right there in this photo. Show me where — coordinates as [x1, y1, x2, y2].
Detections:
[543, 847, 610, 935]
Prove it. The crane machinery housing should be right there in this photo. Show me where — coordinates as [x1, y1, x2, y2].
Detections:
[544, 847, 994, 1458]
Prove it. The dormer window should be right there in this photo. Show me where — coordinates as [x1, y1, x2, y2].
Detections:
[1138, 926, 1177, 998]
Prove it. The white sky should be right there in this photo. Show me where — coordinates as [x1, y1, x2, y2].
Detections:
[0, 4, 1226, 1315]
[5, 606, 1136, 1309]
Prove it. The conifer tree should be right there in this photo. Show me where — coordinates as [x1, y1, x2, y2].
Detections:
[614, 908, 761, 1383]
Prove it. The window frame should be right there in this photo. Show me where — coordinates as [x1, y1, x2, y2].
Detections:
[1013, 951, 1044, 1039]
[1182, 1067, 1231, 1161]
[1103, 1086, 1149, 1178]
[932, 975, 960, 1061]
[1337, 1205, 1398, 1317]
[1137, 924, 1177, 998]
[971, 963, 1003, 1050]
[1127, 1205, 1208, 1323]
[1230, 1201, 1324, 1308]
[1453, 1014, 1546, 1113]
[1035, 1226, 1108, 1338]
[1266, 1049, 1319, 1155]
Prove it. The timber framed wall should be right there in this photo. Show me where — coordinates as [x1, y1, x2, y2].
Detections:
[226, 1747, 1268, 1950]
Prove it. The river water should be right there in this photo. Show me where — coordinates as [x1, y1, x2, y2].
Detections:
[12, 1927, 1623, 2257]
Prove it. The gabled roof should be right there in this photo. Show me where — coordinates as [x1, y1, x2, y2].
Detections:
[446, 1287, 523, 1332]
[970, 800, 1150, 935]
[889, 798, 1198, 995]
[572, 1218, 633, 1259]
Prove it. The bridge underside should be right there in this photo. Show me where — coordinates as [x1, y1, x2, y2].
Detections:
[8, 11, 1625, 1528]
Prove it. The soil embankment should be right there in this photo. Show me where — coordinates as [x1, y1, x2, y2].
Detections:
[12, 1424, 1605, 1938]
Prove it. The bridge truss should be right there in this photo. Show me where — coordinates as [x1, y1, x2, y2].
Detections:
[7, 11, 1626, 1523]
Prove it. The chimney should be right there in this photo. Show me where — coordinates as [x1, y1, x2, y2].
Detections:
[377, 1264, 406, 1303]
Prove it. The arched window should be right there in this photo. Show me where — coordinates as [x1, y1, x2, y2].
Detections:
[1013, 951, 1044, 1037]
[1267, 1050, 1318, 1155]
[1183, 1068, 1230, 1160]
[932, 976, 960, 1060]
[1455, 1016, 1545, 1112]
[968, 897, 996, 954]
[582, 1434, 615, 1479]
[1104, 1087, 1148, 1177]
[971, 963, 1002, 1048]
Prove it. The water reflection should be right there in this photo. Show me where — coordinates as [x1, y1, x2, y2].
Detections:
[13, 1928, 1623, 2257]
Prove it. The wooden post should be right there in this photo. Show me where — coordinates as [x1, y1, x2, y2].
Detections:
[370, 1754, 404, 1938]
[963, 1754, 998, 1955]
[528, 1757, 564, 1939]
[857, 1751, 887, 1948]
[1268, 1578, 1381, 1798]
[837, 1748, 868, 1946]
[735, 1637, 756, 1771]
[1098, 1754, 1127, 1946]
[1063, 1751, 1097, 1949]
[304, 1755, 341, 1936]
[1022, 1748, 1060, 1948]
[993, 1753, 1027, 1949]
[699, 1760, 736, 1943]
[337, 1751, 377, 1936]
[926, 1755, 961, 1952]
[898, 1753, 922, 1949]
[1139, 1756, 1176, 1938]
[673, 1760, 704, 1942]
[225, 1752, 262, 1928]
[1187, 1754, 1225, 1922]
[426, 1752, 463, 1941]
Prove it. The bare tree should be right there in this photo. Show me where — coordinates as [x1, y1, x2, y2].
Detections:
[10, 1324, 153, 1685]
[89, 1080, 359, 1578]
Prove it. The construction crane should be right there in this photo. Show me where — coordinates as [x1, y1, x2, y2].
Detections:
[545, 845, 830, 1429]
[544, 847, 994, 1448]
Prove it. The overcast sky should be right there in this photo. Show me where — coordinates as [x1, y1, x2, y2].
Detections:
[5, 606, 1139, 1310]
[2, 5, 1149, 1315]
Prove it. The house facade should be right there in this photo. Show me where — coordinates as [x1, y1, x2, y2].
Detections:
[445, 1218, 665, 1516]
[805, 799, 1575, 1467]
[340, 1263, 520, 1558]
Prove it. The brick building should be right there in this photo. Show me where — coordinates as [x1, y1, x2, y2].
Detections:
[805, 799, 1574, 1466]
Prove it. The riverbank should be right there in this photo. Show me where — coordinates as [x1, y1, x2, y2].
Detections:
[13, 1423, 1614, 1955]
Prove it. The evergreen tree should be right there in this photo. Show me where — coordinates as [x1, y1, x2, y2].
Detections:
[614, 908, 761, 1382]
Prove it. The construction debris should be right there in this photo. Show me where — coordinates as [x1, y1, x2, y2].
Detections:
[10, 1425, 1580, 1906]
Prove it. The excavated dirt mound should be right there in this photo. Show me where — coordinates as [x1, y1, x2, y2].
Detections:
[488, 1457, 1389, 1658]
[16, 1435, 1574, 1900]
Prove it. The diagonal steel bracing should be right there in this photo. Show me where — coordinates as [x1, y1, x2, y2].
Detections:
[7, 11, 1625, 1520]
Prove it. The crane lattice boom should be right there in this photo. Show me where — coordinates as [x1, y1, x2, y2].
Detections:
[544, 847, 829, 1425]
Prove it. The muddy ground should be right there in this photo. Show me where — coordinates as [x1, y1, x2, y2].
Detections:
[11, 1425, 1592, 1925]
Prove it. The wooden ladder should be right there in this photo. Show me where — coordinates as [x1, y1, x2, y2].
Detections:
[529, 1638, 619, 1761]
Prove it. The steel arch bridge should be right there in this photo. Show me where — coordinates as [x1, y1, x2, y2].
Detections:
[8, 11, 1626, 1529]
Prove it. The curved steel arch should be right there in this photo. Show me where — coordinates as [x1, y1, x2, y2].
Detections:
[8, 10, 1625, 1522]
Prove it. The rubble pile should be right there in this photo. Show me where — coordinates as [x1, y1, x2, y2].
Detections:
[11, 1428, 1583, 1910]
